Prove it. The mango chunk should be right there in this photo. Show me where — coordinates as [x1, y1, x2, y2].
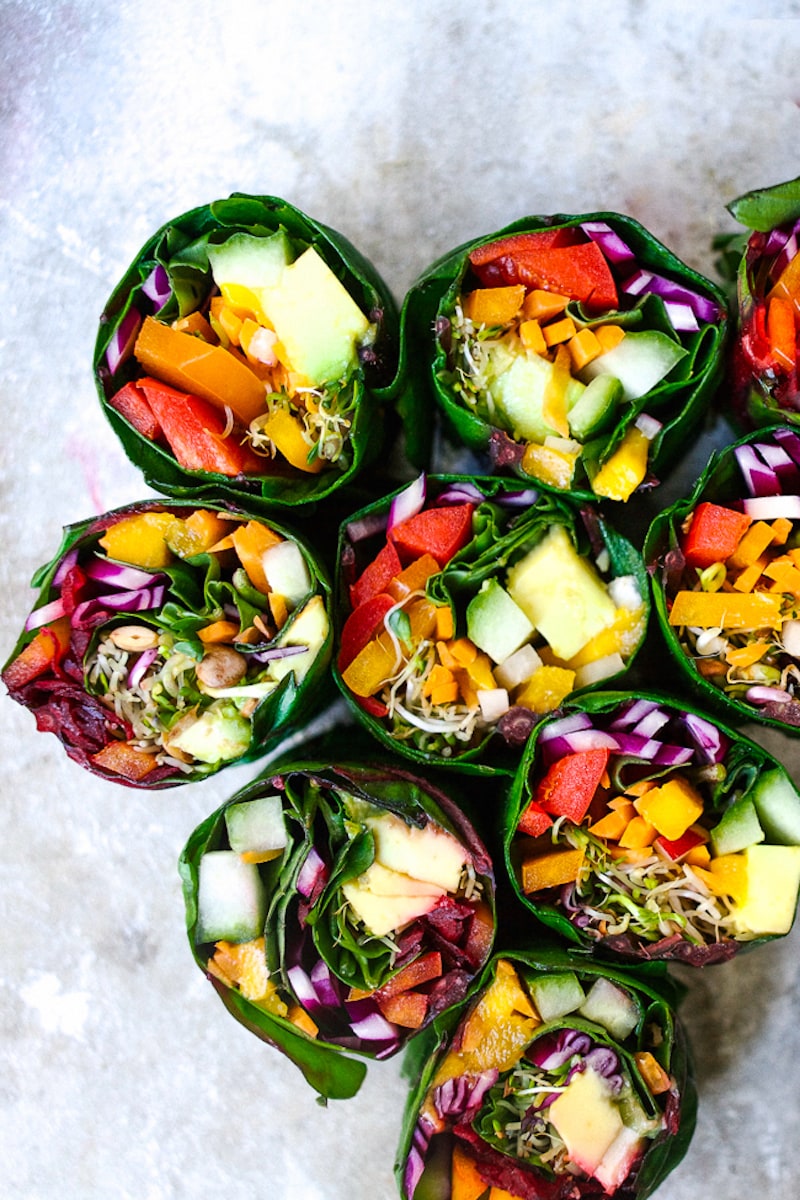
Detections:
[520, 846, 584, 893]
[634, 776, 704, 842]
[98, 511, 176, 568]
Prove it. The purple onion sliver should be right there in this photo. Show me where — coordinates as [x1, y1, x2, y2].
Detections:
[435, 482, 486, 506]
[631, 707, 671, 740]
[746, 685, 793, 705]
[24, 596, 67, 633]
[496, 488, 540, 508]
[349, 1010, 399, 1041]
[387, 472, 427, 532]
[742, 494, 800, 520]
[52, 547, 80, 588]
[754, 442, 800, 491]
[127, 646, 158, 689]
[664, 301, 700, 332]
[537, 712, 594, 742]
[528, 1028, 593, 1070]
[634, 412, 664, 441]
[286, 963, 320, 1010]
[141, 263, 171, 310]
[681, 711, 729, 763]
[310, 958, 342, 1008]
[101, 584, 166, 612]
[404, 1147, 425, 1200]
[346, 512, 388, 543]
[609, 698, 662, 730]
[735, 443, 781, 497]
[621, 269, 721, 323]
[84, 555, 161, 591]
[105, 306, 142, 375]
[581, 221, 637, 265]
[295, 846, 326, 898]
[542, 730, 620, 763]
[772, 426, 800, 467]
[764, 226, 792, 258]
[248, 644, 309, 664]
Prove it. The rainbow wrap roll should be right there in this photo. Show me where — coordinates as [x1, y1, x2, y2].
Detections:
[94, 194, 398, 509]
[397, 950, 695, 1200]
[395, 213, 726, 501]
[503, 691, 800, 965]
[722, 175, 800, 429]
[644, 424, 800, 733]
[2, 502, 331, 787]
[334, 475, 648, 774]
[179, 759, 496, 1100]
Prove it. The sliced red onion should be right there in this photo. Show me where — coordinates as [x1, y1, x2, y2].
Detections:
[631, 707, 671, 740]
[772, 426, 800, 467]
[735, 443, 781, 496]
[537, 712, 594, 742]
[309, 959, 342, 1009]
[348, 1009, 399, 1042]
[24, 596, 67, 633]
[542, 729, 621, 762]
[746, 685, 793, 705]
[680, 712, 730, 763]
[634, 412, 663, 442]
[85, 555, 161, 591]
[105, 306, 142, 375]
[286, 964, 323, 1014]
[434, 482, 487, 506]
[495, 487, 540, 508]
[128, 646, 158, 688]
[141, 263, 171, 310]
[610, 698, 663, 731]
[387, 473, 427, 532]
[296, 846, 327, 898]
[613, 732, 695, 765]
[664, 301, 700, 332]
[581, 221, 636, 265]
[346, 511, 388, 543]
[71, 584, 166, 625]
[764, 226, 793, 259]
[771, 230, 798, 280]
[52, 547, 80, 588]
[248, 643, 308, 664]
[754, 442, 800, 491]
[404, 1120, 434, 1199]
[528, 1028, 593, 1070]
[621, 268, 721, 324]
[742, 494, 800, 519]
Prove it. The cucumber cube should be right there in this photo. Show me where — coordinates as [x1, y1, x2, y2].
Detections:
[580, 330, 687, 401]
[750, 768, 800, 845]
[262, 540, 312, 610]
[710, 798, 765, 857]
[466, 579, 535, 665]
[196, 850, 267, 944]
[578, 978, 639, 1040]
[529, 971, 586, 1022]
[225, 794, 288, 863]
[567, 375, 622, 441]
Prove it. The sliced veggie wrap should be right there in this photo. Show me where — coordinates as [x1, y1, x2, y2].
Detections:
[178, 759, 496, 1100]
[93, 194, 399, 509]
[334, 474, 649, 773]
[2, 501, 332, 787]
[644, 424, 800, 732]
[396, 948, 695, 1200]
[503, 690, 800, 965]
[724, 175, 800, 430]
[395, 212, 727, 502]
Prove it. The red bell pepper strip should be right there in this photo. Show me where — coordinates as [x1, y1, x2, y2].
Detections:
[138, 377, 263, 476]
[534, 747, 611, 824]
[107, 380, 163, 442]
[349, 539, 403, 609]
[471, 240, 618, 312]
[2, 618, 71, 690]
[389, 504, 474, 568]
[338, 592, 396, 672]
[516, 799, 554, 838]
[354, 693, 389, 719]
[655, 828, 706, 861]
[681, 502, 752, 569]
[469, 228, 583, 269]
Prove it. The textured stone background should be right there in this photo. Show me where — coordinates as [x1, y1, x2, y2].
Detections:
[2, 2, 800, 1197]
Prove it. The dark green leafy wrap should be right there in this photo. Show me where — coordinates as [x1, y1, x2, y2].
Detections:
[395, 948, 695, 1200]
[334, 475, 649, 775]
[93, 194, 399, 510]
[178, 758, 496, 1101]
[393, 212, 727, 500]
[503, 690, 800, 965]
[1, 500, 332, 788]
[644, 425, 800, 732]
[722, 175, 800, 429]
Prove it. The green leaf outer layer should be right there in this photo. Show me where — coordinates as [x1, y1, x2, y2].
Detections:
[502, 688, 800, 960]
[394, 947, 695, 1200]
[178, 756, 496, 1101]
[2, 499, 333, 788]
[333, 476, 649, 775]
[93, 194, 400, 511]
[391, 211, 728, 499]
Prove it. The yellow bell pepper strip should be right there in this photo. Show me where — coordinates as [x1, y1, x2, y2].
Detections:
[257, 406, 326, 474]
[340, 632, 398, 697]
[98, 511, 177, 568]
[590, 426, 650, 502]
[668, 589, 784, 630]
[520, 846, 585, 893]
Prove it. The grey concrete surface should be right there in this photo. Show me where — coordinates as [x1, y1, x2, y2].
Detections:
[2, 2, 800, 1197]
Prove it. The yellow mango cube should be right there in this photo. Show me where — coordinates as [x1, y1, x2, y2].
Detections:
[618, 815, 657, 849]
[521, 441, 578, 490]
[463, 285, 525, 326]
[567, 326, 602, 370]
[522, 289, 569, 321]
[594, 324, 626, 353]
[99, 511, 176, 569]
[519, 319, 547, 355]
[543, 316, 577, 347]
[634, 776, 704, 842]
[515, 665, 576, 714]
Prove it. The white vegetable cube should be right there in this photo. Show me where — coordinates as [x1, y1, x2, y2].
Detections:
[573, 652, 625, 689]
[529, 971, 586, 1022]
[196, 850, 267, 944]
[225, 794, 288, 863]
[607, 574, 642, 611]
[262, 540, 312, 610]
[494, 643, 542, 691]
[477, 687, 510, 723]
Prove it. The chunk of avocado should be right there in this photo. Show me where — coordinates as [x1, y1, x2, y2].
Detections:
[488, 349, 586, 442]
[196, 850, 267, 943]
[505, 525, 616, 661]
[260, 246, 370, 386]
[365, 811, 468, 892]
[729, 844, 800, 936]
[267, 594, 330, 685]
[166, 701, 251, 764]
[466, 578, 535, 666]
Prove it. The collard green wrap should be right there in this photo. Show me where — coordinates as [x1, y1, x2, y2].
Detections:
[93, 194, 398, 510]
[723, 175, 800, 429]
[395, 948, 695, 1200]
[394, 212, 727, 502]
[644, 424, 800, 733]
[178, 759, 496, 1100]
[334, 475, 648, 774]
[1, 500, 332, 787]
[503, 691, 800, 965]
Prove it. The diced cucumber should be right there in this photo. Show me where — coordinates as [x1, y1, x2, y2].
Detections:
[206, 229, 294, 290]
[195, 850, 267, 943]
[567, 375, 623, 441]
[262, 540, 312, 610]
[529, 971, 586, 1022]
[225, 794, 288, 863]
[466, 578, 535, 665]
[710, 798, 765, 857]
[578, 977, 639, 1040]
[580, 331, 687, 401]
[750, 767, 800, 846]
[489, 350, 585, 442]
